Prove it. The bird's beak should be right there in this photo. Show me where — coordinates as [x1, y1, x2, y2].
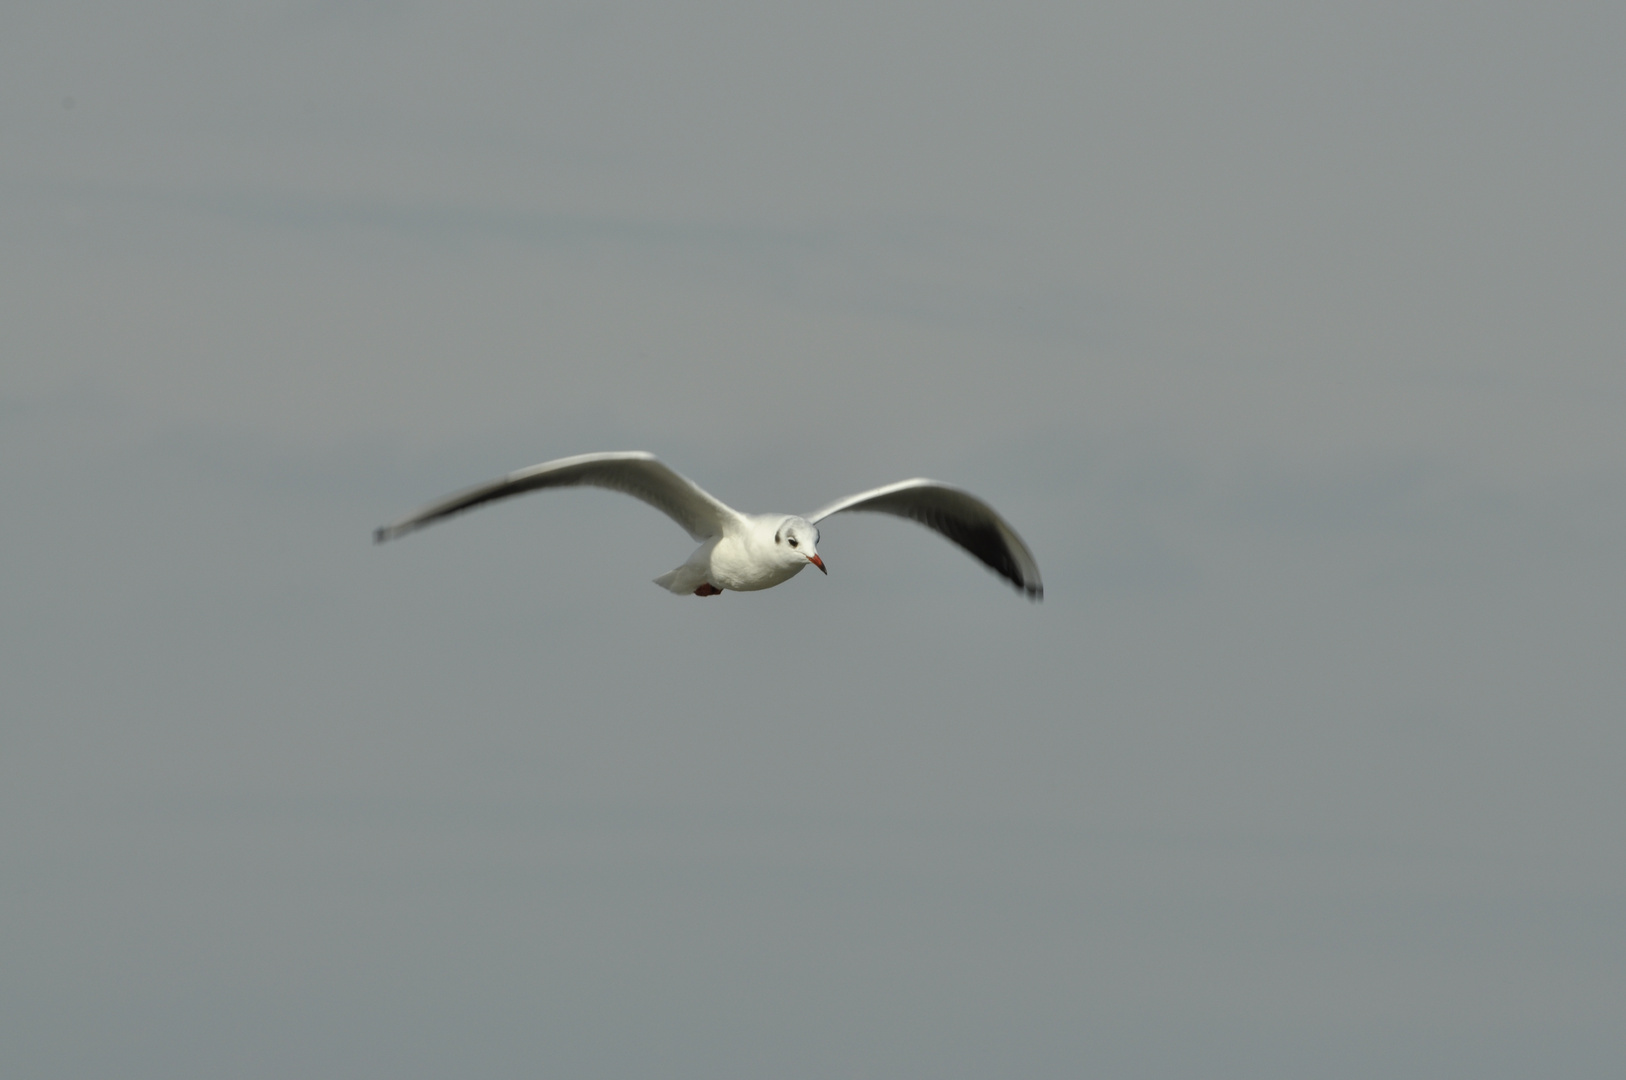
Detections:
[808, 553, 827, 574]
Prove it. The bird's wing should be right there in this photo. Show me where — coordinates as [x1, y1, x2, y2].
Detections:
[374, 452, 743, 544]
[808, 479, 1043, 600]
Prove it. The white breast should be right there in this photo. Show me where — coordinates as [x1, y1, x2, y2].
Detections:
[707, 527, 804, 591]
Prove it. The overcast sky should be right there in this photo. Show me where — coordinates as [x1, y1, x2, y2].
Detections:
[3, 3, 1623, 1078]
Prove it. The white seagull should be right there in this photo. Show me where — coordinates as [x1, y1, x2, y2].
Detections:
[375, 451, 1043, 600]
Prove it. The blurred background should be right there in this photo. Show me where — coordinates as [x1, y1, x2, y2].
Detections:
[3, 3, 1623, 1077]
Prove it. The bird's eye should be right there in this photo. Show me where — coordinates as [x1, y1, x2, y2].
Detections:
[788, 537, 799, 548]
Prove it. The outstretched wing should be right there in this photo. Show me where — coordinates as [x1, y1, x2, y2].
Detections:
[808, 479, 1043, 600]
[374, 451, 742, 544]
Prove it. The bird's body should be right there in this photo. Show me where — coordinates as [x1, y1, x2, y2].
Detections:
[653, 515, 811, 595]
[375, 452, 1042, 601]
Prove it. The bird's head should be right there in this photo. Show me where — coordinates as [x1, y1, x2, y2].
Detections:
[774, 517, 826, 574]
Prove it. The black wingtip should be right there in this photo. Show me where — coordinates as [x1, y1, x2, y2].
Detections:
[373, 526, 390, 545]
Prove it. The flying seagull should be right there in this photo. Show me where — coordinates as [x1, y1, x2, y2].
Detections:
[374, 451, 1042, 600]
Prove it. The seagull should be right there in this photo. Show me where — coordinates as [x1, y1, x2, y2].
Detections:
[374, 451, 1042, 600]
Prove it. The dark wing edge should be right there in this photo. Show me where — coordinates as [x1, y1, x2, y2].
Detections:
[808, 479, 1044, 601]
[373, 451, 740, 544]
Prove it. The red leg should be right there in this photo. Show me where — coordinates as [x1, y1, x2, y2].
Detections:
[693, 583, 723, 597]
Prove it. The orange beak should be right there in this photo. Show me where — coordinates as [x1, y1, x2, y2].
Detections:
[807, 553, 827, 574]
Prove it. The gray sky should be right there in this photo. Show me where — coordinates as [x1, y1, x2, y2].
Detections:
[3, 3, 1623, 1077]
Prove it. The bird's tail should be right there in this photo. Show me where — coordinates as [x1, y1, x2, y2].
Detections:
[653, 566, 703, 594]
